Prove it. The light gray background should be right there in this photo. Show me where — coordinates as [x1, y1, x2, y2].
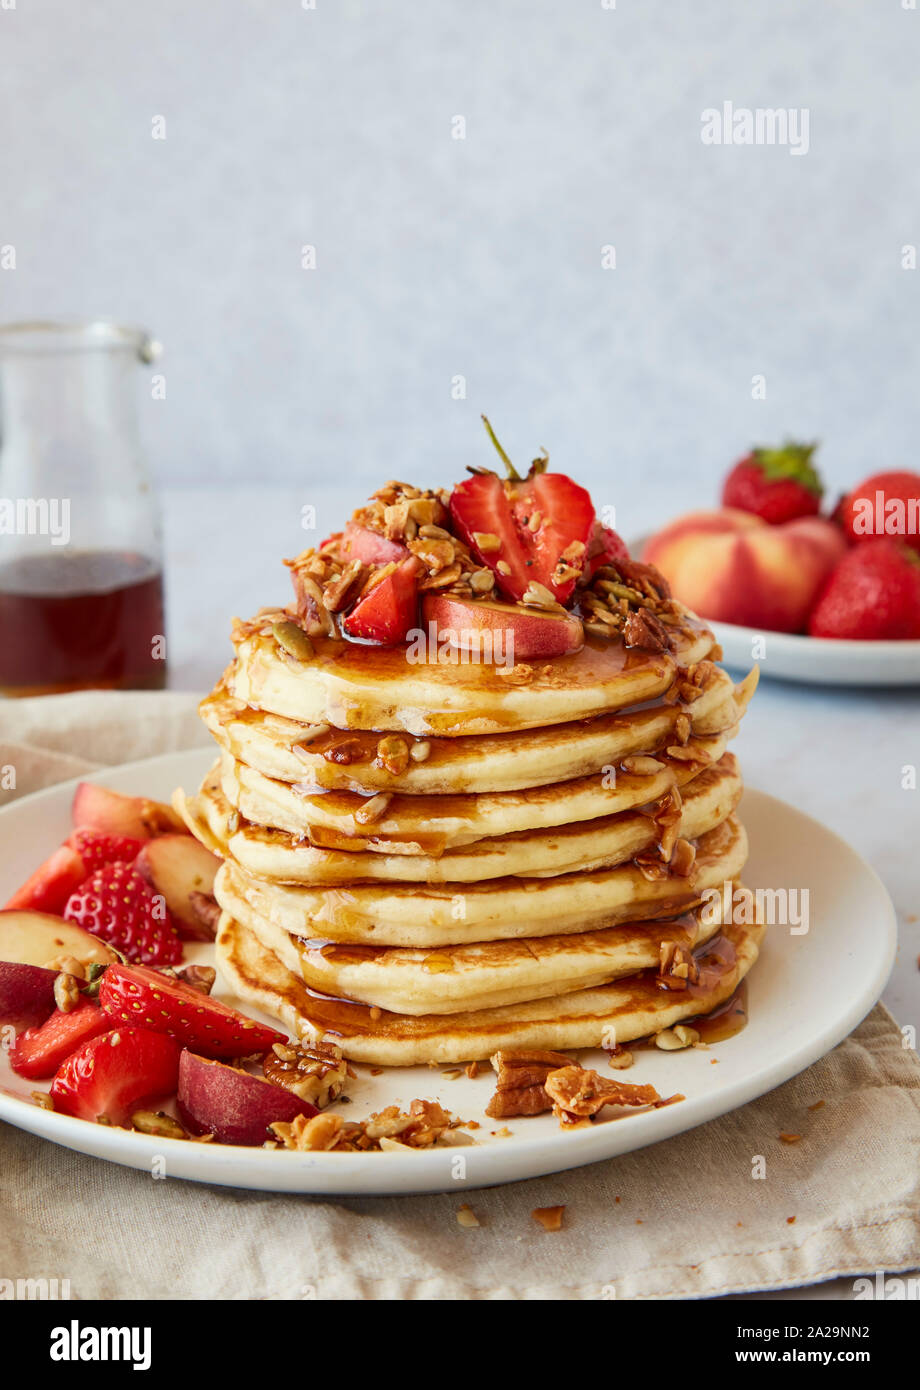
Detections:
[2, 0, 918, 525]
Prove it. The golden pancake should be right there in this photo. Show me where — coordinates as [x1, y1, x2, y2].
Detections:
[217, 730, 733, 851]
[211, 814, 748, 946]
[185, 753, 742, 884]
[215, 909, 765, 1066]
[229, 622, 718, 736]
[201, 665, 756, 795]
[216, 880, 730, 1014]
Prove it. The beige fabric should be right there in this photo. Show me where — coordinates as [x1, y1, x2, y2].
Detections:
[1, 692, 917, 1300]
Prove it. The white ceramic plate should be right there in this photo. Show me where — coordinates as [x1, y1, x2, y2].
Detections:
[710, 621, 920, 687]
[0, 752, 897, 1195]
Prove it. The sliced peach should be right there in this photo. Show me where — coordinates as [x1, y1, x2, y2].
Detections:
[0, 909, 118, 971]
[0, 961, 59, 1030]
[71, 783, 187, 841]
[422, 593, 584, 660]
[177, 1050, 318, 1146]
[135, 835, 221, 941]
[341, 521, 408, 566]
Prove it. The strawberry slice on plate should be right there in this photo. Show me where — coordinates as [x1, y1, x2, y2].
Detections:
[10, 998, 113, 1080]
[450, 417, 595, 604]
[63, 862, 183, 966]
[49, 1027, 182, 1125]
[4, 844, 87, 915]
[67, 828, 145, 872]
[342, 557, 422, 644]
[99, 963, 286, 1058]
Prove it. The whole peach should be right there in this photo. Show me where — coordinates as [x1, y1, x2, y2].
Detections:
[643, 509, 846, 632]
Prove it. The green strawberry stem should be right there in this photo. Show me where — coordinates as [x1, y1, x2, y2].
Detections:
[751, 441, 822, 495]
[481, 415, 522, 481]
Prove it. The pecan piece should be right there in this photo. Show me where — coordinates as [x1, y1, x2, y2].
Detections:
[623, 606, 673, 653]
[485, 1049, 575, 1118]
[543, 1066, 661, 1120]
[263, 1039, 348, 1107]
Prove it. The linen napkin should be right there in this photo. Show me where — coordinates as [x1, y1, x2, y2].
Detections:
[1, 692, 918, 1301]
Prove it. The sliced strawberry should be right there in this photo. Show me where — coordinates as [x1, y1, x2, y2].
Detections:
[342, 557, 421, 644]
[341, 521, 408, 566]
[10, 998, 112, 1080]
[63, 862, 183, 966]
[587, 522, 630, 576]
[68, 828, 145, 873]
[4, 845, 87, 915]
[99, 963, 286, 1058]
[449, 417, 595, 604]
[49, 1027, 182, 1124]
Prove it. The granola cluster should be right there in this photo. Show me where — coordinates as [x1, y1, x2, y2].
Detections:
[269, 1097, 473, 1152]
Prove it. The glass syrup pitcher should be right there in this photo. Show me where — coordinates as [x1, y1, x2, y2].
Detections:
[0, 321, 167, 696]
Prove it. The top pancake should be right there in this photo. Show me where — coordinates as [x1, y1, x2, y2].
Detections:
[229, 621, 718, 736]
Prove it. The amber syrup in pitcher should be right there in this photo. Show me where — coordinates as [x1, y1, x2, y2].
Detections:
[0, 549, 167, 696]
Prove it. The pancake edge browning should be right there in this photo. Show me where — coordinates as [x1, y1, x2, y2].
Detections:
[215, 909, 765, 1066]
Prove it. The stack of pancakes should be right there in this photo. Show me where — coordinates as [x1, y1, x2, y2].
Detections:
[178, 618, 762, 1066]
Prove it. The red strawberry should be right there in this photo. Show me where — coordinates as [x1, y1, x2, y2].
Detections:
[586, 522, 630, 576]
[808, 539, 920, 639]
[49, 1027, 182, 1124]
[63, 862, 183, 966]
[839, 470, 920, 554]
[99, 962, 286, 1058]
[10, 998, 112, 1080]
[4, 844, 87, 914]
[449, 416, 596, 604]
[342, 557, 422, 644]
[722, 443, 823, 525]
[68, 828, 145, 872]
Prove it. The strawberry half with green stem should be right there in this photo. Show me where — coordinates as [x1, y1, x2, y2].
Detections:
[722, 442, 823, 525]
[449, 416, 596, 604]
[808, 538, 920, 639]
[63, 861, 183, 966]
[99, 962, 286, 1058]
[49, 1027, 182, 1124]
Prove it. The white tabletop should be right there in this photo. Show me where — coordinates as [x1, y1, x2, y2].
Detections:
[163, 486, 920, 1299]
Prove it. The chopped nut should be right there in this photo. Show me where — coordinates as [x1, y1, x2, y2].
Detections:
[188, 893, 221, 935]
[53, 973, 82, 1013]
[623, 607, 672, 653]
[670, 838, 697, 877]
[469, 568, 496, 593]
[666, 743, 711, 764]
[131, 1110, 188, 1140]
[355, 792, 393, 825]
[779, 1132, 802, 1144]
[472, 531, 501, 553]
[486, 1048, 575, 1118]
[271, 1112, 345, 1151]
[496, 560, 512, 576]
[375, 735, 410, 777]
[409, 740, 431, 762]
[272, 619, 315, 662]
[178, 964, 216, 995]
[654, 1025, 700, 1051]
[606, 1047, 635, 1071]
[263, 1039, 348, 1107]
[495, 663, 534, 684]
[521, 580, 560, 610]
[620, 755, 665, 776]
[322, 559, 365, 612]
[457, 1204, 481, 1228]
[31, 1090, 54, 1111]
[544, 1066, 661, 1121]
[532, 1206, 565, 1232]
[48, 955, 86, 981]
